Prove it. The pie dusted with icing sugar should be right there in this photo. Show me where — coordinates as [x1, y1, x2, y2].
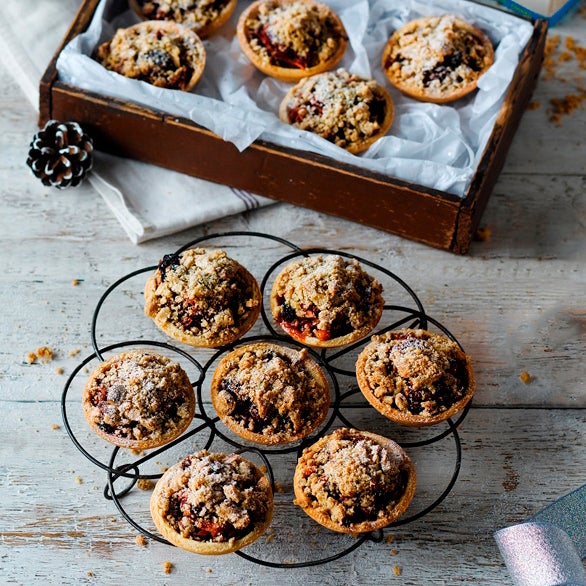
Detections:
[150, 450, 273, 554]
[381, 14, 494, 104]
[82, 350, 195, 449]
[144, 248, 262, 348]
[95, 20, 206, 91]
[129, 0, 237, 39]
[356, 328, 475, 426]
[279, 68, 395, 154]
[211, 342, 330, 445]
[293, 428, 416, 533]
[237, 0, 348, 82]
[270, 254, 384, 348]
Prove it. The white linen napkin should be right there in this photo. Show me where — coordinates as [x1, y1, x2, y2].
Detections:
[0, 0, 273, 243]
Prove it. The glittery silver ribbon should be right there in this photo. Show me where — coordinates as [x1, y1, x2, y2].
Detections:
[494, 484, 586, 586]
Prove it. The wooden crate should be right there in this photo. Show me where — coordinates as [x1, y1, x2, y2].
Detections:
[39, 0, 548, 253]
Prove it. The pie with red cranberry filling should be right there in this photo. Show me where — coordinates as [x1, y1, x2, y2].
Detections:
[356, 328, 475, 426]
[144, 248, 261, 348]
[129, 0, 237, 38]
[293, 428, 416, 533]
[279, 68, 394, 154]
[211, 342, 330, 445]
[82, 349, 195, 449]
[237, 0, 348, 82]
[381, 14, 494, 104]
[95, 20, 206, 91]
[150, 450, 273, 554]
[270, 254, 384, 348]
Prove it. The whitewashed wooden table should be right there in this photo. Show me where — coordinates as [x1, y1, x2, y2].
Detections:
[1, 5, 585, 585]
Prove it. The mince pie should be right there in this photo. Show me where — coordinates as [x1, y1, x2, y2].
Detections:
[356, 328, 475, 426]
[237, 0, 348, 82]
[211, 342, 330, 445]
[129, 0, 237, 38]
[279, 68, 394, 153]
[144, 248, 261, 348]
[95, 20, 206, 91]
[270, 254, 384, 347]
[82, 350, 195, 449]
[381, 14, 494, 104]
[293, 428, 416, 533]
[150, 450, 273, 554]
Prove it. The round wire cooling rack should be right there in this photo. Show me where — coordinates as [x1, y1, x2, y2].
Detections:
[61, 231, 472, 568]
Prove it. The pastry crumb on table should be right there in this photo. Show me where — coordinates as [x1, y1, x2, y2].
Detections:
[539, 33, 586, 124]
[519, 370, 533, 384]
[26, 346, 54, 364]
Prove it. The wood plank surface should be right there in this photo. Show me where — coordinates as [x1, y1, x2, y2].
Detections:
[0, 3, 585, 584]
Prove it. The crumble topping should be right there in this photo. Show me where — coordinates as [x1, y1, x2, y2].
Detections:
[359, 329, 470, 417]
[272, 255, 384, 343]
[245, 0, 345, 69]
[135, 0, 231, 32]
[282, 68, 392, 149]
[296, 428, 409, 527]
[158, 450, 272, 543]
[83, 350, 194, 444]
[145, 248, 260, 346]
[213, 344, 329, 442]
[96, 21, 205, 90]
[383, 15, 493, 100]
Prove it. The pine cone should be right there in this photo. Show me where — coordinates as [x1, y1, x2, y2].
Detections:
[26, 120, 94, 189]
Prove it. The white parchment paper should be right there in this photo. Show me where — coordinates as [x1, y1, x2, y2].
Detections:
[56, 0, 533, 196]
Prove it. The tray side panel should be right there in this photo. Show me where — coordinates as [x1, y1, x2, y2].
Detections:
[48, 85, 462, 251]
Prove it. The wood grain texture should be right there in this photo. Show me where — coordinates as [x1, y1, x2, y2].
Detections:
[0, 4, 585, 584]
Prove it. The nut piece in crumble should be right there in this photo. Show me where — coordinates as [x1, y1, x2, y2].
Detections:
[144, 248, 261, 348]
[356, 328, 475, 426]
[270, 254, 384, 348]
[293, 428, 416, 533]
[237, 0, 348, 82]
[279, 68, 394, 154]
[211, 342, 330, 445]
[82, 349, 195, 449]
[150, 450, 273, 554]
[381, 14, 494, 104]
[95, 20, 206, 91]
[129, 0, 237, 38]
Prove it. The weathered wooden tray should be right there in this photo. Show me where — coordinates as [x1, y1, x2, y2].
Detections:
[39, 0, 548, 253]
